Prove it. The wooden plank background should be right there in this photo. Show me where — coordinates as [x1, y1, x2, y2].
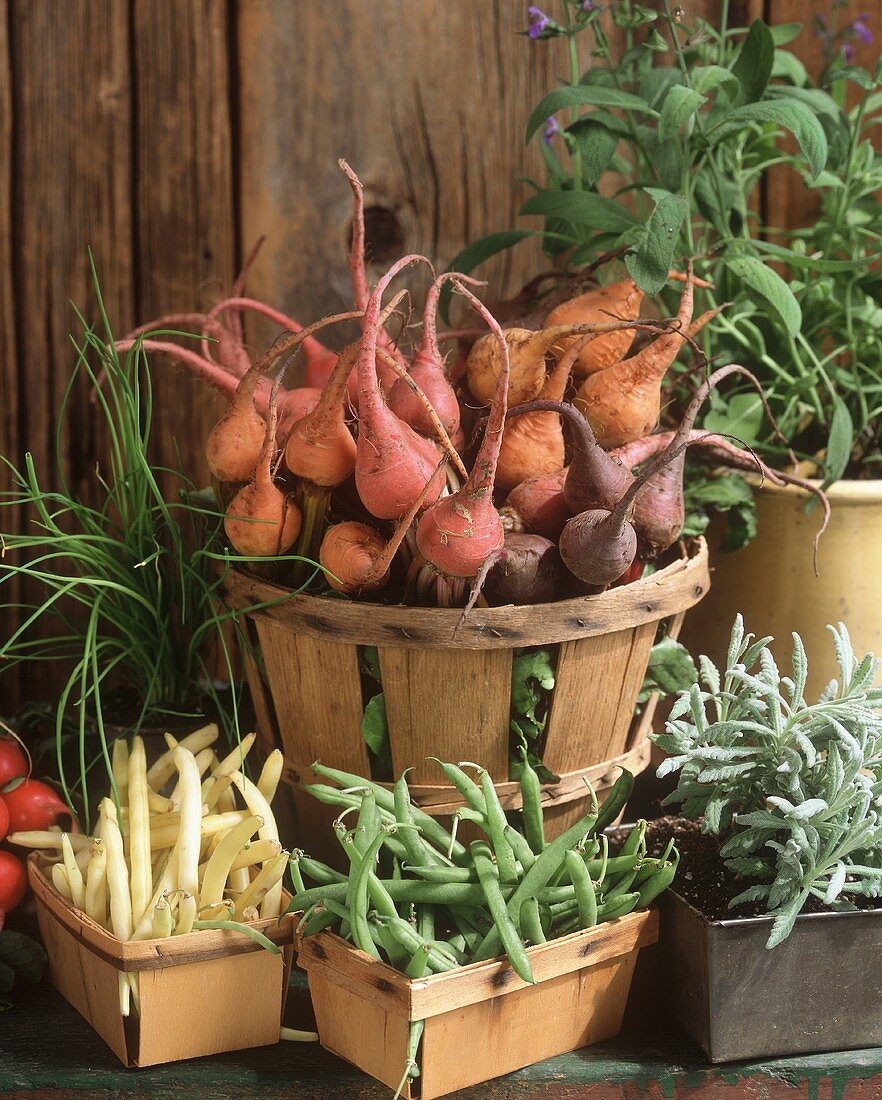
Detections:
[1, 0, 878, 709]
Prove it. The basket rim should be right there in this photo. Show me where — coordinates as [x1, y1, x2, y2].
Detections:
[296, 908, 659, 1021]
[222, 538, 709, 650]
[28, 853, 294, 972]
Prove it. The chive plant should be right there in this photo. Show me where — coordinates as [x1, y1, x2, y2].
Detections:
[0, 260, 312, 824]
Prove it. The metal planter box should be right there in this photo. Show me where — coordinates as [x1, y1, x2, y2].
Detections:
[650, 888, 882, 1062]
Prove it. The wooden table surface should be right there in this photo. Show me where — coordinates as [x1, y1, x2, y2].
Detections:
[3, 973, 882, 1099]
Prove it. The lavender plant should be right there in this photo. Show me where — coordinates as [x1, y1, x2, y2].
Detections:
[652, 614, 882, 946]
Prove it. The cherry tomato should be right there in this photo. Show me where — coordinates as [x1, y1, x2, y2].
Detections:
[0, 796, 8, 842]
[1, 778, 71, 833]
[0, 851, 27, 915]
[0, 738, 28, 788]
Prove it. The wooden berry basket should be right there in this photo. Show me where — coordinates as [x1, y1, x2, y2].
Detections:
[224, 540, 709, 858]
[28, 855, 296, 1068]
[297, 908, 659, 1098]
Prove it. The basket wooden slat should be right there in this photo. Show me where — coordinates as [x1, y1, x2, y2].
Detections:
[379, 645, 512, 783]
[256, 618, 369, 774]
[543, 620, 656, 775]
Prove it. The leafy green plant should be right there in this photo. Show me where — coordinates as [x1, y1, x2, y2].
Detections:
[653, 614, 882, 946]
[448, 1, 882, 477]
[637, 634, 696, 705]
[0, 261, 302, 822]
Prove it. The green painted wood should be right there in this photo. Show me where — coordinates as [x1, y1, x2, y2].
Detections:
[2, 979, 882, 1098]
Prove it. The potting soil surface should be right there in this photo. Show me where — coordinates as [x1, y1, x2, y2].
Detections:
[640, 817, 882, 920]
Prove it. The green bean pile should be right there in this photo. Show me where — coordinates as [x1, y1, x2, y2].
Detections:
[287, 759, 679, 985]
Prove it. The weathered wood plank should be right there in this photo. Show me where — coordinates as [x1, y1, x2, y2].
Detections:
[0, 0, 21, 706]
[236, 0, 572, 353]
[131, 0, 236, 488]
[6, 0, 134, 704]
[763, 2, 882, 237]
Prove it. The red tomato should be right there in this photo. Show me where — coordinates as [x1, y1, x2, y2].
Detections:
[0, 739, 28, 788]
[0, 851, 27, 914]
[1, 778, 71, 833]
[0, 796, 8, 842]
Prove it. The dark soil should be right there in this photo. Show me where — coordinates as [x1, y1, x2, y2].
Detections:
[614, 817, 882, 922]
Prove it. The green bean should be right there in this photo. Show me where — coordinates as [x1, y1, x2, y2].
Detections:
[471, 840, 534, 985]
[520, 897, 546, 945]
[297, 903, 337, 936]
[354, 791, 380, 855]
[376, 916, 457, 973]
[299, 855, 347, 885]
[392, 1018, 424, 1099]
[393, 769, 442, 869]
[322, 897, 382, 944]
[552, 913, 581, 936]
[310, 763, 467, 861]
[565, 850, 597, 928]
[350, 828, 388, 959]
[288, 852, 306, 894]
[584, 852, 638, 881]
[417, 904, 435, 943]
[403, 864, 477, 883]
[636, 852, 679, 907]
[480, 771, 518, 883]
[404, 944, 431, 978]
[619, 819, 646, 860]
[594, 770, 635, 833]
[473, 805, 598, 961]
[437, 936, 467, 964]
[290, 881, 503, 911]
[597, 891, 640, 921]
[429, 758, 486, 813]
[517, 751, 546, 854]
[447, 932, 467, 956]
[505, 825, 536, 871]
[603, 868, 638, 899]
[548, 897, 577, 919]
[454, 805, 488, 827]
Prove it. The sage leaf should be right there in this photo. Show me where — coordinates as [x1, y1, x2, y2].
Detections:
[519, 190, 638, 232]
[659, 85, 705, 140]
[732, 20, 775, 103]
[824, 397, 853, 483]
[725, 255, 802, 335]
[624, 191, 688, 294]
[526, 85, 656, 143]
[708, 100, 828, 180]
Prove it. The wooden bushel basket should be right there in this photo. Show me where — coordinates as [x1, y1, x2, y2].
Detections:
[224, 540, 709, 858]
[298, 908, 659, 1098]
[28, 855, 295, 1068]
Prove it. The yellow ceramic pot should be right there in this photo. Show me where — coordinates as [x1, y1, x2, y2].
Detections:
[681, 479, 882, 700]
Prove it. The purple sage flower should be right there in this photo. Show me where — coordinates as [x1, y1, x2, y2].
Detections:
[852, 14, 873, 44]
[527, 5, 550, 38]
[842, 40, 856, 62]
[543, 116, 560, 144]
[581, 0, 597, 9]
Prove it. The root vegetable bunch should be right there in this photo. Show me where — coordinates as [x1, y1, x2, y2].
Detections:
[114, 161, 829, 616]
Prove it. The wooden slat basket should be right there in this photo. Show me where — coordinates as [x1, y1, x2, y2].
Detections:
[297, 909, 659, 1098]
[28, 855, 296, 1068]
[224, 540, 709, 859]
